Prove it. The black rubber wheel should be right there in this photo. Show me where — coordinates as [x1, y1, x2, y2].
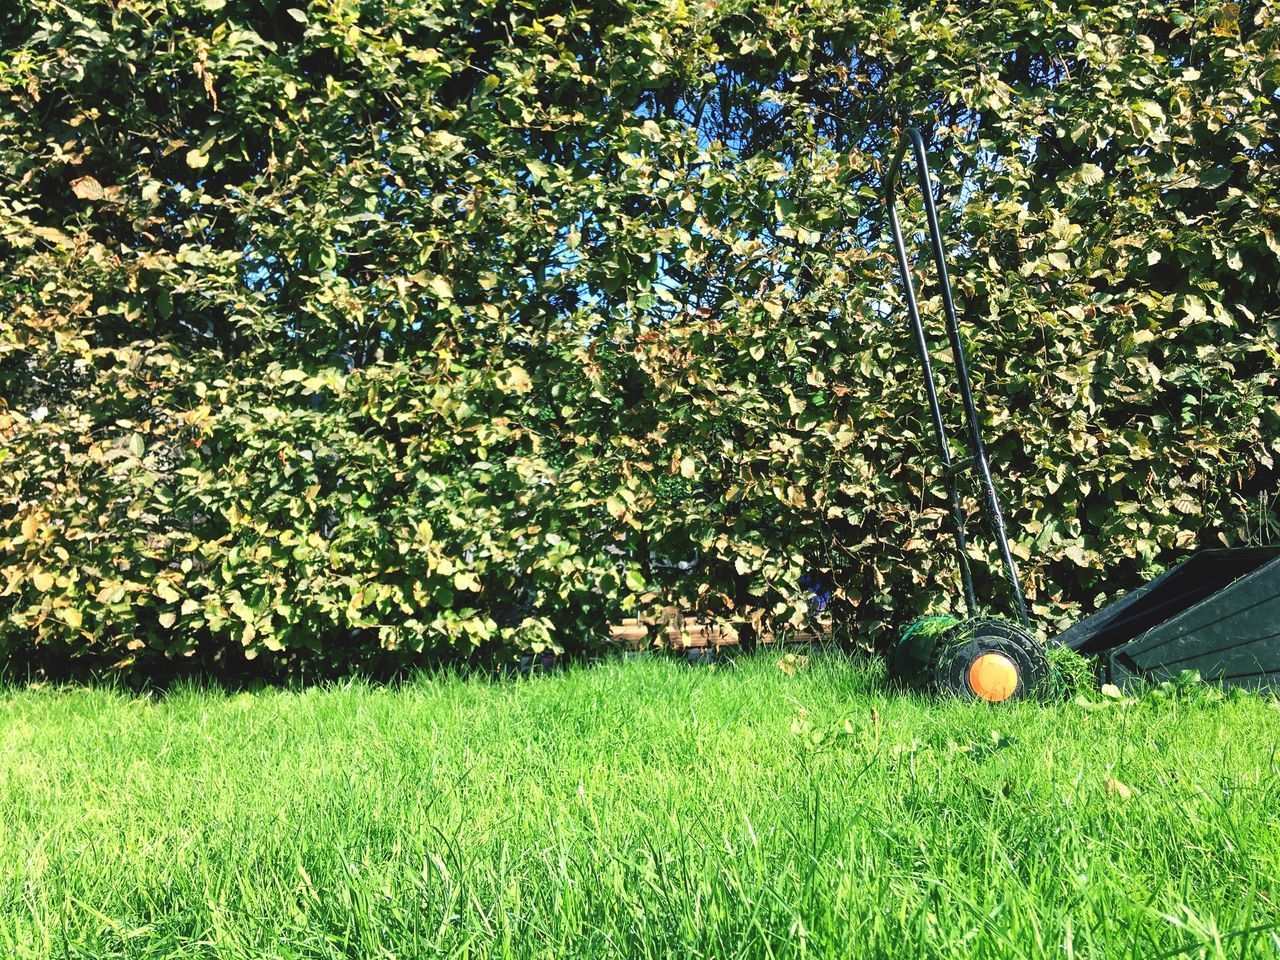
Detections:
[929, 617, 1048, 702]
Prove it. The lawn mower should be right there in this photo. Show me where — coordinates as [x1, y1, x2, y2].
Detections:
[882, 128, 1280, 702]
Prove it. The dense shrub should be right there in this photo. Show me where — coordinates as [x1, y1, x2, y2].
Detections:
[1, 0, 1277, 678]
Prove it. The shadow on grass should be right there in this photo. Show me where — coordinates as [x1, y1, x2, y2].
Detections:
[0, 640, 963, 708]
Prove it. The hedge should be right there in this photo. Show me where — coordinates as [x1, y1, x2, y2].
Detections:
[1, 0, 1277, 678]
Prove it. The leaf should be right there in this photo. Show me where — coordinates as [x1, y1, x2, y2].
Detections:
[453, 571, 482, 592]
[501, 365, 532, 394]
[431, 130, 465, 154]
[32, 571, 54, 592]
[1105, 777, 1133, 799]
[186, 149, 209, 169]
[1181, 295, 1208, 323]
[1100, 683, 1123, 699]
[1197, 166, 1231, 190]
[1136, 100, 1165, 121]
[778, 653, 808, 676]
[1077, 163, 1104, 186]
[158, 611, 177, 629]
[428, 276, 453, 301]
[70, 175, 104, 200]
[526, 159, 551, 183]
[29, 225, 73, 247]
[128, 434, 146, 457]
[1063, 543, 1091, 567]
[624, 569, 646, 592]
[21, 515, 39, 540]
[64, 608, 83, 629]
[679, 456, 697, 479]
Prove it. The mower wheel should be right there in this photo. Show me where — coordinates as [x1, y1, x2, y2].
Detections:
[929, 618, 1048, 702]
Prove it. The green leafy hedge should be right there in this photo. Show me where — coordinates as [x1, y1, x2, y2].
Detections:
[2, 0, 1277, 678]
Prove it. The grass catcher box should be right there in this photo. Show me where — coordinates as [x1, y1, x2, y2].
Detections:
[1055, 547, 1280, 690]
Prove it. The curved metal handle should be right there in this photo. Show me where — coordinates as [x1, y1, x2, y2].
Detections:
[885, 128, 1030, 627]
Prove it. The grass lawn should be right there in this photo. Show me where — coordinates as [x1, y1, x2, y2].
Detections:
[3, 653, 1279, 959]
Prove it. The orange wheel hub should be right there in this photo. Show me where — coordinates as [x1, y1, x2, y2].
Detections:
[968, 652, 1020, 702]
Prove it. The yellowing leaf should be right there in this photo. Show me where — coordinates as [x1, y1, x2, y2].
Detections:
[21, 514, 39, 540]
[30, 225, 74, 247]
[428, 275, 453, 301]
[679, 456, 697, 479]
[502, 366, 532, 394]
[70, 175, 104, 200]
[186, 149, 209, 169]
[1105, 777, 1133, 799]
[453, 571, 481, 592]
[1136, 100, 1165, 121]
[32, 570, 54, 592]
[778, 653, 808, 676]
[1181, 295, 1208, 324]
[1063, 543, 1091, 567]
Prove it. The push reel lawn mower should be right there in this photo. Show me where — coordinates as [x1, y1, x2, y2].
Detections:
[882, 128, 1280, 702]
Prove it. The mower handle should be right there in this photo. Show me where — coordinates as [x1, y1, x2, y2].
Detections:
[884, 127, 1031, 627]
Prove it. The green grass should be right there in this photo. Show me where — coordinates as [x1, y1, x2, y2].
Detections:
[3, 653, 1280, 959]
